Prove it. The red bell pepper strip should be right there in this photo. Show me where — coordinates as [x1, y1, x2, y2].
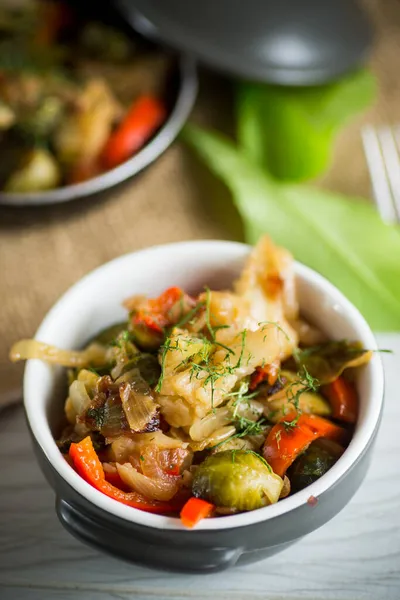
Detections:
[132, 286, 185, 334]
[101, 95, 166, 170]
[249, 360, 280, 390]
[263, 413, 345, 478]
[180, 497, 215, 528]
[69, 437, 183, 514]
[322, 376, 358, 423]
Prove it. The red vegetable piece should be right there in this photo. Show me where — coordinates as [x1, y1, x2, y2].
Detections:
[180, 497, 214, 528]
[101, 95, 166, 170]
[263, 413, 345, 477]
[322, 376, 358, 423]
[69, 437, 183, 514]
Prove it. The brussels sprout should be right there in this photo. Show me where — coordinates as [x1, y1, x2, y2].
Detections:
[116, 353, 161, 387]
[91, 323, 128, 346]
[288, 439, 344, 493]
[192, 450, 283, 511]
[4, 147, 61, 192]
[294, 341, 372, 384]
[130, 322, 164, 351]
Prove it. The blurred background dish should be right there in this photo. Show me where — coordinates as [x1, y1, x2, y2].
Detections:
[0, 0, 197, 206]
[117, 0, 372, 85]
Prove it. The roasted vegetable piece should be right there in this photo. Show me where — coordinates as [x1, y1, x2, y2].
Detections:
[101, 94, 166, 169]
[262, 370, 331, 423]
[180, 497, 215, 528]
[263, 413, 345, 477]
[4, 148, 61, 192]
[16, 96, 64, 141]
[129, 287, 186, 350]
[69, 436, 184, 513]
[116, 353, 161, 387]
[322, 376, 359, 423]
[119, 379, 160, 433]
[192, 450, 283, 511]
[54, 79, 119, 177]
[78, 22, 133, 62]
[288, 438, 344, 493]
[294, 340, 372, 384]
[91, 323, 128, 346]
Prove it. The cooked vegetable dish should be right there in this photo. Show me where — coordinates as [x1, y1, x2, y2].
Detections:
[11, 237, 372, 527]
[0, 0, 170, 192]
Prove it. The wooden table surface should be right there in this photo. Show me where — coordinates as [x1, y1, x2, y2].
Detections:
[0, 333, 399, 600]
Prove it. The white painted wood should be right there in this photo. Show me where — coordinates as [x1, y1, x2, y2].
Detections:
[0, 334, 399, 600]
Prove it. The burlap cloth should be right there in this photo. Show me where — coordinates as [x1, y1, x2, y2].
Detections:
[0, 0, 398, 404]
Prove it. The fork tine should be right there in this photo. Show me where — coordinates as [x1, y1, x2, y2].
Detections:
[376, 126, 400, 223]
[361, 125, 398, 224]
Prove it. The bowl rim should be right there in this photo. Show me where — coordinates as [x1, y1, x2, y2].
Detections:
[24, 240, 384, 531]
[0, 54, 197, 207]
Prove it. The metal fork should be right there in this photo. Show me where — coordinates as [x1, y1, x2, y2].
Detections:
[362, 125, 400, 223]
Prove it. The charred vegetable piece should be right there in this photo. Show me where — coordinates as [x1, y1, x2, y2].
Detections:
[192, 450, 283, 511]
[82, 376, 130, 438]
[294, 340, 372, 384]
[119, 379, 160, 433]
[4, 147, 61, 192]
[288, 438, 344, 493]
[129, 287, 186, 351]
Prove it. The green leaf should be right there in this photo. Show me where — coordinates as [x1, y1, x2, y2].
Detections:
[237, 70, 376, 181]
[183, 124, 400, 331]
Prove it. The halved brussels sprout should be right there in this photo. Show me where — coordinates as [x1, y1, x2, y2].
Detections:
[294, 341, 372, 384]
[287, 438, 344, 493]
[192, 450, 283, 511]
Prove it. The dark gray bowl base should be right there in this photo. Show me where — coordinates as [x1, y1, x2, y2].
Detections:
[29, 413, 380, 574]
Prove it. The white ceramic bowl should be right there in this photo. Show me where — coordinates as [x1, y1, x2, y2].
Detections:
[23, 241, 384, 572]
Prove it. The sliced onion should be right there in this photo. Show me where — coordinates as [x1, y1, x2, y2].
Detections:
[140, 445, 166, 480]
[110, 436, 137, 463]
[116, 463, 179, 501]
[280, 475, 291, 499]
[189, 425, 236, 452]
[9, 340, 107, 367]
[119, 381, 159, 433]
[189, 406, 231, 441]
[232, 399, 264, 422]
[133, 430, 188, 449]
[69, 380, 91, 417]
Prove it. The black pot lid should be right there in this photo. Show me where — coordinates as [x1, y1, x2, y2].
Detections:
[116, 0, 372, 85]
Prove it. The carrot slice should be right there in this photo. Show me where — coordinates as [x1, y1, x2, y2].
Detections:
[263, 413, 345, 478]
[180, 497, 215, 528]
[322, 376, 358, 423]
